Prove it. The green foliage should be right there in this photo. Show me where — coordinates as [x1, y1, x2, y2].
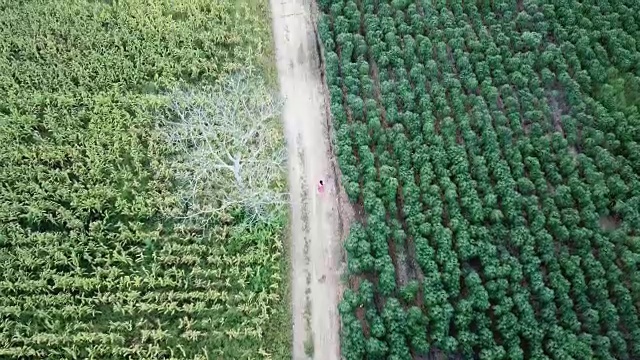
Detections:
[0, 0, 288, 359]
[323, 0, 640, 358]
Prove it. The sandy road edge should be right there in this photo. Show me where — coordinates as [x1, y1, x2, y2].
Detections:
[308, 2, 354, 259]
[268, 0, 354, 359]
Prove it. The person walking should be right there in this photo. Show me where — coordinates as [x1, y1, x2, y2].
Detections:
[317, 180, 325, 194]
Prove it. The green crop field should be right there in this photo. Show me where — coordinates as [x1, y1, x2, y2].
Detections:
[317, 0, 640, 359]
[0, 0, 289, 359]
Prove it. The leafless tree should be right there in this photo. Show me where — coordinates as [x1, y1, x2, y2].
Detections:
[159, 69, 288, 224]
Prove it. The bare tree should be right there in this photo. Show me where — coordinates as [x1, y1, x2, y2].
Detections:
[159, 69, 288, 224]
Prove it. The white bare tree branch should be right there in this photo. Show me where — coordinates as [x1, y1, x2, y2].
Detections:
[158, 69, 288, 224]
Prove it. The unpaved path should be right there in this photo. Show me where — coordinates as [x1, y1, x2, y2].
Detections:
[269, 0, 343, 359]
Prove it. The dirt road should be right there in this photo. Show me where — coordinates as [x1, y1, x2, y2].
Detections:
[269, 0, 344, 359]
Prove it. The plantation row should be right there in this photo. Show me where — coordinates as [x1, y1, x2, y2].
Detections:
[0, 223, 282, 357]
[317, 0, 640, 358]
[0, 0, 287, 359]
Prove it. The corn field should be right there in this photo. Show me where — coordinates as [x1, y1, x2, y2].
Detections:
[0, 0, 289, 359]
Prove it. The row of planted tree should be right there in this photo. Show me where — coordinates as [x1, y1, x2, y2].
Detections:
[317, 0, 640, 358]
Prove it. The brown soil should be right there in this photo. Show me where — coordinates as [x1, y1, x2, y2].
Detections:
[270, 0, 353, 358]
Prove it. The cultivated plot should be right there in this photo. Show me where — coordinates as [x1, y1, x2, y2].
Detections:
[317, 0, 640, 359]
